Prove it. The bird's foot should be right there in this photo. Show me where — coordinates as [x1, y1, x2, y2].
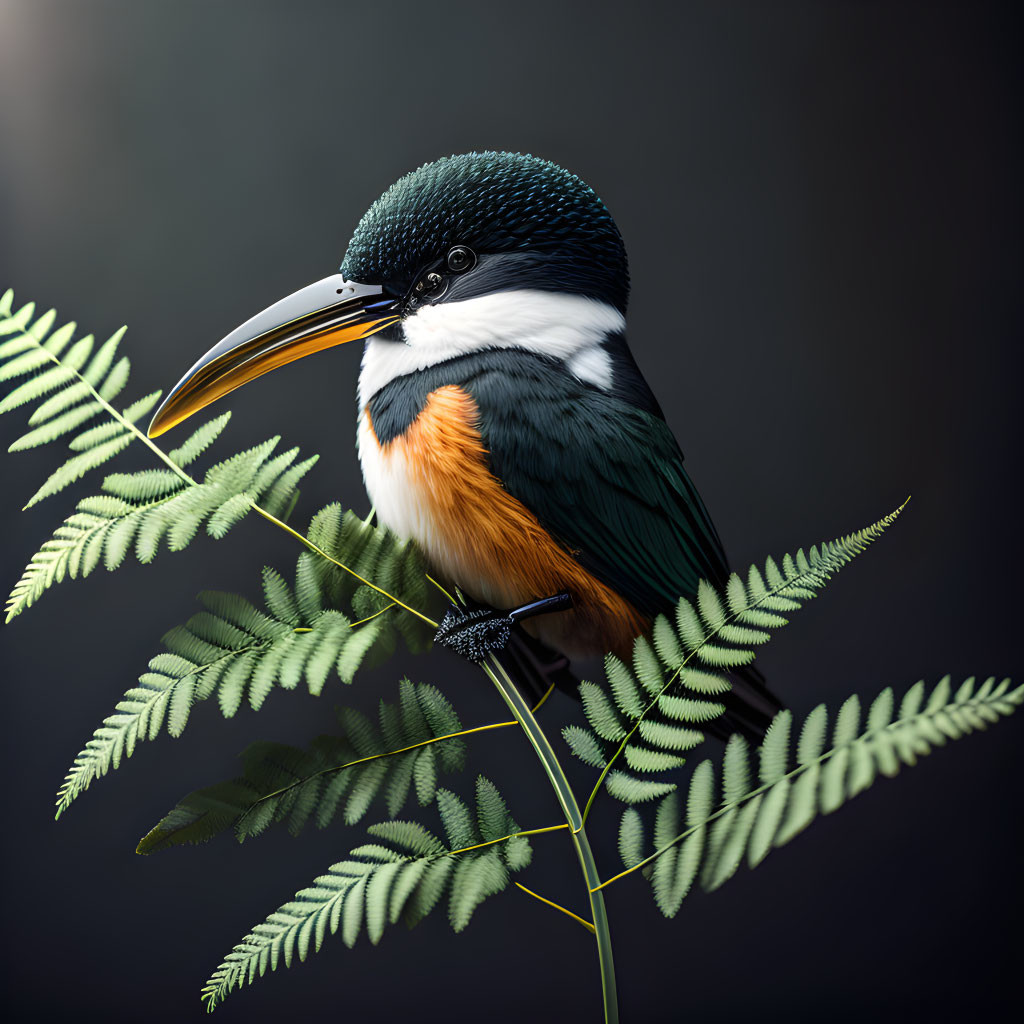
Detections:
[434, 593, 573, 662]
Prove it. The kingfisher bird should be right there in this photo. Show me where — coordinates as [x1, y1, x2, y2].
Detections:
[148, 151, 779, 735]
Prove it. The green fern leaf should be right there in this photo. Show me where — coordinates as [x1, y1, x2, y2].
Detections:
[606, 654, 644, 718]
[206, 490, 255, 538]
[23, 433, 135, 508]
[437, 787, 476, 850]
[97, 355, 131, 400]
[658, 694, 726, 723]
[200, 777, 529, 1010]
[579, 681, 626, 741]
[8, 401, 103, 450]
[68, 391, 161, 450]
[624, 744, 688, 773]
[167, 411, 232, 466]
[562, 726, 608, 768]
[675, 597, 705, 652]
[797, 704, 828, 763]
[6, 423, 315, 615]
[57, 505, 439, 812]
[619, 808, 645, 868]
[651, 613, 684, 667]
[605, 772, 676, 804]
[137, 682, 467, 853]
[0, 361, 76, 412]
[0, 294, 35, 337]
[0, 291, 318, 617]
[5, 500, 132, 620]
[696, 579, 728, 632]
[475, 776, 515, 842]
[619, 675, 1021, 916]
[81, 326, 125, 385]
[449, 849, 507, 931]
[101, 468, 185, 502]
[632, 636, 664, 696]
[571, 504, 907, 802]
[0, 345, 52, 381]
[759, 710, 791, 783]
[637, 719, 705, 752]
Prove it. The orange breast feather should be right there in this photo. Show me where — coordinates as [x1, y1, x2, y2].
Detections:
[364, 385, 647, 658]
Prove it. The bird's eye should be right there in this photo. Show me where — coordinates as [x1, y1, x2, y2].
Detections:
[446, 245, 476, 273]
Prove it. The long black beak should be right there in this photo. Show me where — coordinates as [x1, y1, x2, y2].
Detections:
[147, 276, 399, 437]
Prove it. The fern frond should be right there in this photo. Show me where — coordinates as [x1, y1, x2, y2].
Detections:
[4, 435, 316, 620]
[55, 508, 434, 816]
[568, 505, 906, 802]
[201, 776, 530, 1011]
[612, 676, 1021, 916]
[0, 290, 318, 620]
[0, 297, 143, 503]
[136, 681, 466, 852]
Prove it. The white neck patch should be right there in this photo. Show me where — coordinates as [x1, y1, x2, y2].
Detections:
[357, 289, 623, 408]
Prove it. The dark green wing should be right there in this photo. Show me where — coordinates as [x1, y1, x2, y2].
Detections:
[465, 352, 729, 615]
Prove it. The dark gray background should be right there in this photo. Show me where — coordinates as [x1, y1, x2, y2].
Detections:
[0, 1, 1020, 1021]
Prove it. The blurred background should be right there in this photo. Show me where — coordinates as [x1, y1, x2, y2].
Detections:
[0, 1, 1020, 1021]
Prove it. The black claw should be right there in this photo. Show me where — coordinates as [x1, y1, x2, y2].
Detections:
[433, 592, 573, 662]
[508, 592, 573, 622]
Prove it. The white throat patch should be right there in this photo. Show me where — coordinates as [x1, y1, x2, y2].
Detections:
[357, 289, 622, 408]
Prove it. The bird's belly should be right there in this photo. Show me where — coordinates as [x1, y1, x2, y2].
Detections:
[357, 385, 646, 658]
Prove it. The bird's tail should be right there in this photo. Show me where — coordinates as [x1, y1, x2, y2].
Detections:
[706, 663, 784, 744]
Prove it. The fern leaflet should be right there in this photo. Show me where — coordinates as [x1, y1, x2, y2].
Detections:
[566, 504, 906, 803]
[55, 506, 434, 816]
[201, 776, 532, 1011]
[609, 675, 1022, 916]
[0, 289, 317, 620]
[137, 680, 467, 852]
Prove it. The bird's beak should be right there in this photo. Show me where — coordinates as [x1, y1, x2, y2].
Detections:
[147, 275, 398, 437]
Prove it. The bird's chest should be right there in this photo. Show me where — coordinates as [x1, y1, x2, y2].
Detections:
[358, 385, 480, 554]
[357, 384, 523, 605]
[357, 382, 649, 656]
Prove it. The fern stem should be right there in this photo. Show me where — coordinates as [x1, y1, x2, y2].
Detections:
[515, 882, 596, 934]
[232, 718, 522, 833]
[347, 601, 397, 628]
[116, 415, 197, 487]
[531, 682, 556, 714]
[425, 573, 457, 604]
[483, 654, 619, 1024]
[447, 823, 568, 857]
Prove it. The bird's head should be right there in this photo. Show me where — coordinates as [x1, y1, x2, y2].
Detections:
[148, 151, 628, 437]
